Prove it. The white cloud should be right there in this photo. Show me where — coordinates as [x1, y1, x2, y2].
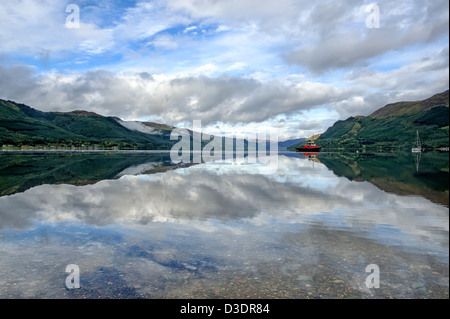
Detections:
[0, 0, 114, 58]
[283, 0, 449, 73]
[183, 25, 198, 33]
[0, 64, 345, 124]
[0, 0, 448, 139]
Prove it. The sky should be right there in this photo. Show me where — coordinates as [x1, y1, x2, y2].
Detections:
[0, 0, 448, 140]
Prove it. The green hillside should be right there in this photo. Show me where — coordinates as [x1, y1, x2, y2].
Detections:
[305, 90, 449, 151]
[370, 90, 449, 119]
[0, 99, 176, 149]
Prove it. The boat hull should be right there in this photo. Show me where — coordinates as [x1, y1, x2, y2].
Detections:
[296, 147, 321, 152]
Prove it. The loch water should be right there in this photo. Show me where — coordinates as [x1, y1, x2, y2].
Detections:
[0, 150, 448, 299]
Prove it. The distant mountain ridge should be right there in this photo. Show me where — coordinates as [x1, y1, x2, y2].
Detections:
[278, 138, 305, 148]
[309, 90, 449, 150]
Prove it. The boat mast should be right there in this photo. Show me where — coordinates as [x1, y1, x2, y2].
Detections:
[416, 130, 421, 149]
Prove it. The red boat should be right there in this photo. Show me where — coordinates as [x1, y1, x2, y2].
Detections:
[296, 140, 321, 152]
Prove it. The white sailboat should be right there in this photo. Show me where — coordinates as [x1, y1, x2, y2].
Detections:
[411, 130, 422, 153]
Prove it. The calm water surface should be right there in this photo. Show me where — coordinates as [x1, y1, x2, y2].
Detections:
[0, 151, 448, 299]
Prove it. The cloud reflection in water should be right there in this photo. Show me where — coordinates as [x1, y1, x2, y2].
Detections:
[0, 154, 448, 298]
[0, 156, 447, 248]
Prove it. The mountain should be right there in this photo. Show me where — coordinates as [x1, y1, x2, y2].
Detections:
[370, 90, 449, 119]
[314, 90, 449, 150]
[0, 99, 177, 149]
[0, 99, 270, 152]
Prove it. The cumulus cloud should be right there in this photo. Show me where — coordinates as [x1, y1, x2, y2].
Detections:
[1, 58, 447, 133]
[0, 0, 114, 58]
[0, 0, 448, 137]
[283, 0, 450, 73]
[0, 64, 354, 126]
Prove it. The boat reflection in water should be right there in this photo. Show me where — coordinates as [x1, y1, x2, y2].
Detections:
[300, 152, 320, 165]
